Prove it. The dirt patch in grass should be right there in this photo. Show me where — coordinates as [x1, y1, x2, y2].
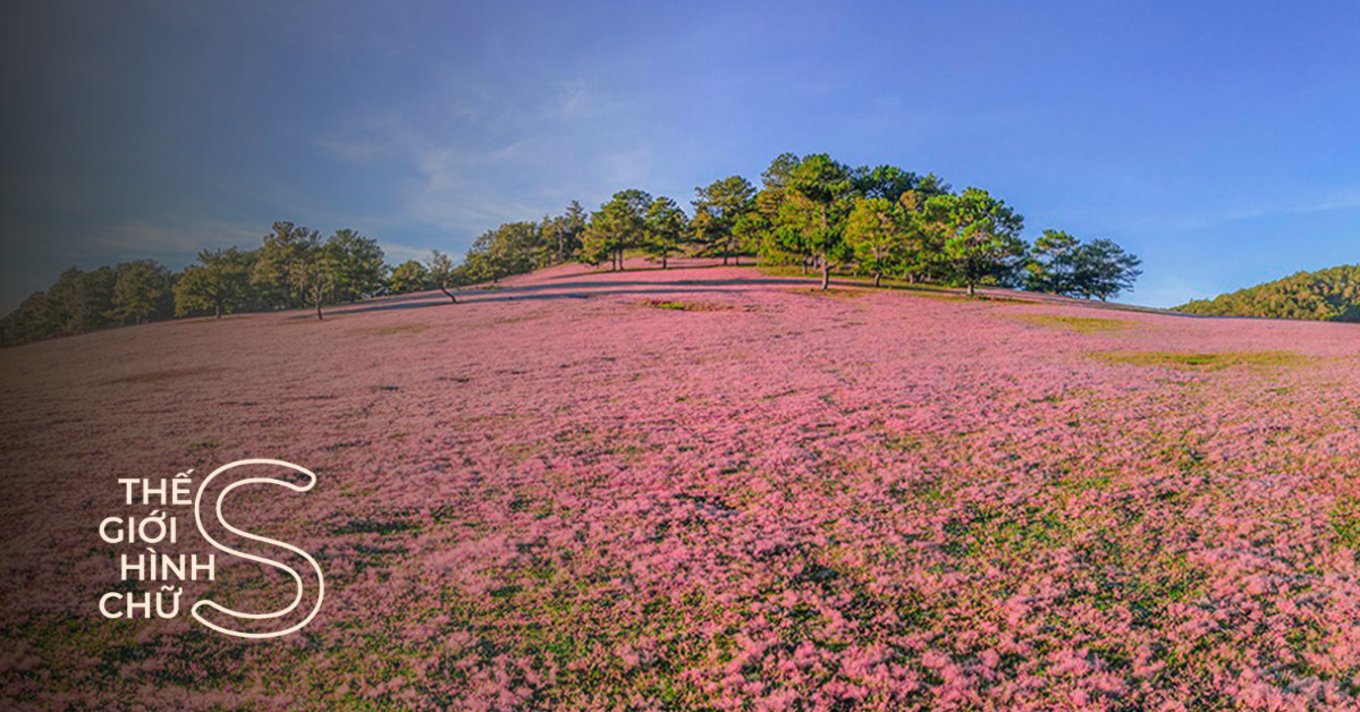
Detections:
[1010, 314, 1134, 333]
[1091, 350, 1308, 371]
[362, 323, 431, 336]
[639, 299, 732, 312]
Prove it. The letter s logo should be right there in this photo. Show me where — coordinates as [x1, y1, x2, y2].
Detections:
[192, 458, 325, 639]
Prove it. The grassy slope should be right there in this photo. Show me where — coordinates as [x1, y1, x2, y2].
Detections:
[2, 261, 1360, 708]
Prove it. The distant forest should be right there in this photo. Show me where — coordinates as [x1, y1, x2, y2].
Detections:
[1, 152, 1142, 347]
[1176, 265, 1360, 322]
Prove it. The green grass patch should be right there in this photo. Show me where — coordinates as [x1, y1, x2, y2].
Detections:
[1091, 350, 1307, 370]
[783, 287, 870, 299]
[977, 510, 1070, 555]
[887, 478, 949, 505]
[1009, 313, 1133, 333]
[1056, 474, 1112, 493]
[639, 299, 730, 312]
[1333, 498, 1360, 549]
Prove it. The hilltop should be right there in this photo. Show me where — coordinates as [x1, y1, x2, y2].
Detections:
[1176, 264, 1360, 322]
[3, 263, 1360, 708]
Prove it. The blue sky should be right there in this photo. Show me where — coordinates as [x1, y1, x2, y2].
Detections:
[2, 1, 1357, 310]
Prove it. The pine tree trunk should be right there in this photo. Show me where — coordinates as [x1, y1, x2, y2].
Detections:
[820, 256, 830, 291]
[874, 272, 882, 288]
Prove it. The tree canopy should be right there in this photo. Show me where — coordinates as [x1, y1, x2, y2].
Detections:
[582, 190, 651, 271]
[1177, 264, 1360, 321]
[174, 248, 254, 319]
[692, 176, 756, 266]
[644, 196, 688, 269]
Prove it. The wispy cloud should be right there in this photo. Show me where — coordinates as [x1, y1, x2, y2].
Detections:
[315, 77, 643, 238]
[379, 240, 452, 265]
[548, 78, 607, 120]
[1128, 186, 1360, 233]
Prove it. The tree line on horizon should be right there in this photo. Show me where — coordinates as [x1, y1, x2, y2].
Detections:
[1176, 264, 1360, 322]
[0, 152, 1142, 347]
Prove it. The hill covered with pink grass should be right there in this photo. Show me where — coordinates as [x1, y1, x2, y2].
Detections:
[2, 262, 1360, 708]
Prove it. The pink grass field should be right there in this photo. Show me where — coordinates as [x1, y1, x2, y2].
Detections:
[2, 261, 1360, 709]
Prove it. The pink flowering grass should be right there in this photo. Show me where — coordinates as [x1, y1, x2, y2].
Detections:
[2, 260, 1360, 708]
